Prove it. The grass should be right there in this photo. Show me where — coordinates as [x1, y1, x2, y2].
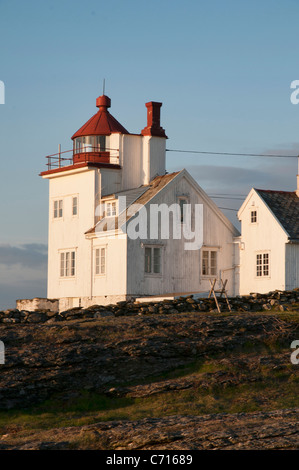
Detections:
[0, 348, 298, 439]
[0, 311, 298, 445]
[0, 379, 298, 437]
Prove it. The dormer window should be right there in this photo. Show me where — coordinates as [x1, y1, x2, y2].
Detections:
[106, 201, 117, 217]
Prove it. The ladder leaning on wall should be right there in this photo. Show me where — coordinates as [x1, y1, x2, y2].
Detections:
[208, 278, 232, 313]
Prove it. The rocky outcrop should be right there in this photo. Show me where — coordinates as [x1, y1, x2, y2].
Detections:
[0, 307, 298, 450]
[0, 408, 298, 450]
[0, 312, 297, 410]
[2, 289, 299, 324]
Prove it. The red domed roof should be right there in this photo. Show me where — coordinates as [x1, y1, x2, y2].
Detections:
[72, 95, 129, 139]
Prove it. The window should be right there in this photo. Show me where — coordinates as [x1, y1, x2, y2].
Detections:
[256, 252, 269, 277]
[251, 210, 257, 223]
[95, 135, 106, 151]
[178, 197, 188, 223]
[106, 201, 117, 217]
[72, 196, 78, 216]
[95, 247, 106, 275]
[145, 246, 162, 274]
[202, 250, 217, 277]
[60, 251, 76, 277]
[74, 135, 107, 153]
[54, 200, 63, 218]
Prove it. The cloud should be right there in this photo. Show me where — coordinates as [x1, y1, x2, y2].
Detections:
[0, 244, 48, 308]
[0, 278, 47, 310]
[0, 243, 47, 269]
[169, 147, 298, 228]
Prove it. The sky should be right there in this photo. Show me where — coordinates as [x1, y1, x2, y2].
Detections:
[1, 0, 299, 308]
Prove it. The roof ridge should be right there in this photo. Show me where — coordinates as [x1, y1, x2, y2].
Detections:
[255, 188, 296, 194]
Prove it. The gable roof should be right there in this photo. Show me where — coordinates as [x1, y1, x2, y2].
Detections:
[255, 189, 299, 240]
[86, 169, 240, 237]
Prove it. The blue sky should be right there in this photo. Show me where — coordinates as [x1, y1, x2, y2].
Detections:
[1, 0, 299, 308]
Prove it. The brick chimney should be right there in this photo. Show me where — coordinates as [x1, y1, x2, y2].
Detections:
[141, 101, 167, 138]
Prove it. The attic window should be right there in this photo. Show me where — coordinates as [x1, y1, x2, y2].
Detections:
[178, 197, 189, 223]
[251, 210, 257, 223]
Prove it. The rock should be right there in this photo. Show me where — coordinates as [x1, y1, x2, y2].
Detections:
[1, 409, 298, 450]
[93, 311, 114, 318]
[26, 313, 48, 323]
[262, 304, 272, 311]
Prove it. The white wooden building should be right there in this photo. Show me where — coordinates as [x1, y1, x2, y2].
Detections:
[237, 184, 299, 295]
[40, 94, 240, 310]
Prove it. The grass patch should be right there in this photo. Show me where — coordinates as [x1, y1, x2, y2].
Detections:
[0, 359, 297, 438]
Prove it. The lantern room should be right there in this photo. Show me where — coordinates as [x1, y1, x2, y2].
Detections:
[71, 94, 129, 165]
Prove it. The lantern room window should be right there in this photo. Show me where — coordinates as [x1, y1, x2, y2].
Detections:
[74, 135, 108, 154]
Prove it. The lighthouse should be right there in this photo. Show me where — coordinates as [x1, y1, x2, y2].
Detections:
[40, 93, 239, 312]
[40, 94, 168, 310]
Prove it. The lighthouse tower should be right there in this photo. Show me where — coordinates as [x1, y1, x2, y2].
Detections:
[40, 94, 167, 310]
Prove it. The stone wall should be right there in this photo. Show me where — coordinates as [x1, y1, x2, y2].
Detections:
[2, 289, 298, 324]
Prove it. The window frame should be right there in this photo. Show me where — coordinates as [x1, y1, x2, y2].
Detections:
[144, 245, 163, 276]
[256, 251, 270, 278]
[59, 249, 76, 278]
[74, 135, 108, 153]
[105, 200, 117, 218]
[95, 246, 106, 276]
[178, 196, 189, 224]
[53, 199, 63, 219]
[201, 248, 218, 278]
[251, 210, 257, 224]
[72, 196, 78, 217]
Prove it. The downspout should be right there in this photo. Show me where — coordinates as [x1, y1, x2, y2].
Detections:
[90, 237, 93, 300]
[147, 137, 151, 184]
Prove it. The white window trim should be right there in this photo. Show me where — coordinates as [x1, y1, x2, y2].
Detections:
[72, 195, 79, 217]
[59, 248, 77, 279]
[53, 198, 63, 220]
[105, 200, 117, 218]
[144, 245, 163, 277]
[201, 248, 218, 278]
[250, 209, 258, 224]
[95, 246, 107, 276]
[255, 250, 271, 279]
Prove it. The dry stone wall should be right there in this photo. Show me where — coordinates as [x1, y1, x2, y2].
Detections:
[1, 289, 299, 324]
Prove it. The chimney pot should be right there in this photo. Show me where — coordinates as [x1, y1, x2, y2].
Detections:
[141, 101, 167, 138]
